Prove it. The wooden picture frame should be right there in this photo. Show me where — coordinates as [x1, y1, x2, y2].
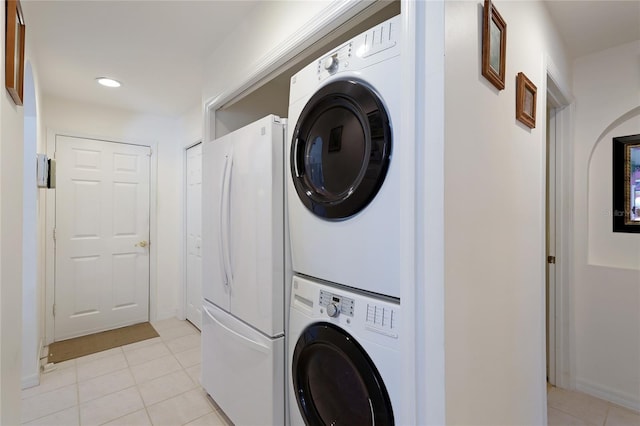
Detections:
[5, 0, 26, 106]
[482, 0, 506, 90]
[612, 134, 640, 233]
[516, 72, 537, 129]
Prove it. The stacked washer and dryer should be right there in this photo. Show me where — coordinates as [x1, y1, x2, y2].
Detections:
[286, 15, 402, 425]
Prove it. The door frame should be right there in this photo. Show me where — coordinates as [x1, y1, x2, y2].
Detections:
[44, 130, 158, 345]
[182, 139, 202, 325]
[546, 101, 557, 386]
[544, 59, 575, 391]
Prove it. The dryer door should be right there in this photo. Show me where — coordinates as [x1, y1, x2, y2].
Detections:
[292, 322, 394, 425]
[290, 79, 392, 220]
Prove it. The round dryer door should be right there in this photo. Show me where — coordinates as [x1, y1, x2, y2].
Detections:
[290, 79, 392, 220]
[292, 322, 394, 425]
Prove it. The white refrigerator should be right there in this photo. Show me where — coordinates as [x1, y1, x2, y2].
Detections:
[201, 115, 286, 426]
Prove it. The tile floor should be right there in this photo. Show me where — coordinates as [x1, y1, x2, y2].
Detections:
[22, 318, 640, 426]
[21, 318, 232, 426]
[547, 385, 640, 426]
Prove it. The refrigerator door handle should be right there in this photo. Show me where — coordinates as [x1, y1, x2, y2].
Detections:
[223, 154, 234, 286]
[219, 154, 230, 289]
[203, 304, 270, 354]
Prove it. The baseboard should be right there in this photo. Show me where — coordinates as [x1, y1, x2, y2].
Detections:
[21, 372, 40, 390]
[575, 378, 640, 412]
[155, 308, 180, 322]
[22, 339, 44, 390]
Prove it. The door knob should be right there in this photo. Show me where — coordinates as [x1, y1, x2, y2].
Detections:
[136, 240, 148, 248]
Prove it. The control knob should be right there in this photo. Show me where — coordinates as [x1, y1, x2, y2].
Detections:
[323, 55, 338, 74]
[326, 302, 340, 318]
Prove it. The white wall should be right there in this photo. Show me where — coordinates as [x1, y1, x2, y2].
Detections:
[178, 103, 203, 148]
[444, 1, 570, 424]
[572, 40, 640, 410]
[202, 1, 334, 113]
[42, 97, 198, 325]
[22, 50, 47, 391]
[1, 2, 25, 422]
[22, 60, 40, 389]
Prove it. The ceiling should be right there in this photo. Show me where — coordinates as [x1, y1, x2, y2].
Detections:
[21, 1, 260, 117]
[21, 1, 640, 118]
[544, 0, 640, 59]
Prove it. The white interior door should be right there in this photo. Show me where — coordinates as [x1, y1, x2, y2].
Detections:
[55, 136, 150, 341]
[186, 143, 203, 329]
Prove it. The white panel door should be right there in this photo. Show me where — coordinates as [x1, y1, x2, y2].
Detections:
[55, 136, 150, 340]
[186, 143, 203, 330]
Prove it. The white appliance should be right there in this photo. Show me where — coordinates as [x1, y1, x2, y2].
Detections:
[201, 115, 286, 425]
[288, 275, 400, 425]
[287, 15, 402, 298]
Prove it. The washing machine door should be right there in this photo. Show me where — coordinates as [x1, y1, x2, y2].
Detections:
[292, 322, 394, 425]
[290, 79, 392, 220]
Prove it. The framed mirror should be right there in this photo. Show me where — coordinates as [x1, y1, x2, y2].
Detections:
[5, 0, 26, 106]
[613, 134, 640, 233]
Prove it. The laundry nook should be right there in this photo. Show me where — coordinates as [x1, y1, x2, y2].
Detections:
[2, 1, 639, 425]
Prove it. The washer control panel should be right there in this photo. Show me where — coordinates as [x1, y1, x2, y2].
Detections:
[365, 303, 396, 334]
[319, 290, 354, 318]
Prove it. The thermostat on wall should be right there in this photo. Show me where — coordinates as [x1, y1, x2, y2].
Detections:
[36, 154, 55, 189]
[36, 154, 48, 188]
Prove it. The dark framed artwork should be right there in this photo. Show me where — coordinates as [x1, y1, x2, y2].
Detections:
[5, 0, 26, 106]
[515, 72, 537, 128]
[613, 134, 640, 233]
[482, 0, 506, 90]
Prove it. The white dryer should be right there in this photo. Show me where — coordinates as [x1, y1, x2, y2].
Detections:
[288, 275, 400, 425]
[287, 15, 403, 298]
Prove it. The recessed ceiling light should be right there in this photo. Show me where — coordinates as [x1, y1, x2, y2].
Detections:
[96, 77, 121, 88]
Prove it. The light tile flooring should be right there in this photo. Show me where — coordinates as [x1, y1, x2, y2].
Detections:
[21, 318, 232, 426]
[22, 318, 640, 426]
[547, 385, 640, 426]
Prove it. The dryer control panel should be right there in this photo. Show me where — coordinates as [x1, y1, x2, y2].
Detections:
[315, 18, 399, 83]
[316, 43, 352, 79]
[319, 290, 354, 318]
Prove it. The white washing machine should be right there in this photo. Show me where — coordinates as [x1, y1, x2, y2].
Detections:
[286, 15, 403, 298]
[288, 275, 400, 425]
